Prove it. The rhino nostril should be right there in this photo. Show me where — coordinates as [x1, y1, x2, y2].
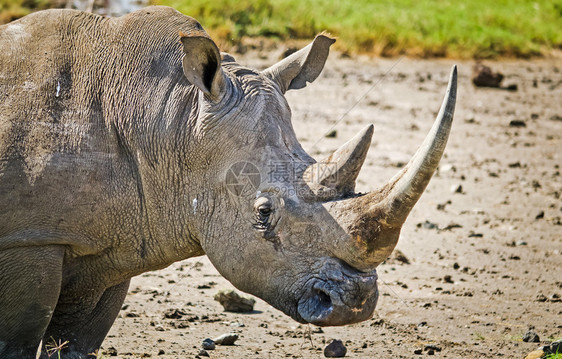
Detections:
[312, 288, 332, 309]
[297, 286, 334, 325]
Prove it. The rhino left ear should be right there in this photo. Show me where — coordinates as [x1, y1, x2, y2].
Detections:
[263, 34, 335, 93]
[180, 34, 226, 100]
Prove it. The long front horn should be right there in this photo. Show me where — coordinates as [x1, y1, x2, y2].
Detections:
[327, 65, 457, 270]
[378, 65, 457, 227]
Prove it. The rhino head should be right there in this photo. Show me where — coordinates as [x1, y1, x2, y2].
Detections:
[179, 33, 457, 326]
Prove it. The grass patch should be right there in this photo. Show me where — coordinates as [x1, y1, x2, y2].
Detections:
[156, 0, 562, 58]
[0, 0, 59, 24]
[545, 351, 562, 359]
[2, 0, 560, 58]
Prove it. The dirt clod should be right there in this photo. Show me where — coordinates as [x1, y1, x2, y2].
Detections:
[522, 329, 540, 343]
[425, 344, 442, 352]
[472, 63, 504, 88]
[214, 289, 256, 312]
[384, 249, 410, 264]
[163, 308, 187, 319]
[104, 347, 118, 356]
[213, 333, 239, 346]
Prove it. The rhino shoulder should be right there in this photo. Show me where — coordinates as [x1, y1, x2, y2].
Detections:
[114, 6, 205, 35]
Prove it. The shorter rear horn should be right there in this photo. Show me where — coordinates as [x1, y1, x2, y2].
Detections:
[305, 125, 373, 196]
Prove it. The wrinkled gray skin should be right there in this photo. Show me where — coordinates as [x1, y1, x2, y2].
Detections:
[0, 6, 457, 359]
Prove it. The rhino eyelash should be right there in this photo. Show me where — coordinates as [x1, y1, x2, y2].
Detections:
[252, 214, 280, 242]
[251, 212, 270, 230]
[252, 221, 268, 231]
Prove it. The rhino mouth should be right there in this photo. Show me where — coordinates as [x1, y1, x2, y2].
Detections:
[296, 260, 379, 326]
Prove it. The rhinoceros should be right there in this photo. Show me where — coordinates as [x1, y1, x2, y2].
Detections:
[0, 5, 457, 358]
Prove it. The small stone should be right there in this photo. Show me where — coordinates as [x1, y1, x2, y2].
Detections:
[213, 333, 239, 346]
[424, 344, 442, 352]
[214, 289, 255, 312]
[104, 347, 118, 356]
[383, 249, 410, 265]
[325, 130, 337, 138]
[509, 120, 527, 128]
[414, 348, 423, 354]
[157, 349, 165, 355]
[522, 329, 540, 343]
[201, 338, 215, 350]
[535, 211, 545, 219]
[450, 184, 463, 194]
[324, 339, 347, 358]
[535, 294, 548, 302]
[198, 349, 210, 357]
[444, 275, 453, 283]
[442, 222, 462, 231]
[421, 220, 439, 230]
[440, 163, 456, 173]
[163, 308, 187, 319]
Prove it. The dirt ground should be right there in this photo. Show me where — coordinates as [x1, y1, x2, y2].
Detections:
[101, 49, 562, 358]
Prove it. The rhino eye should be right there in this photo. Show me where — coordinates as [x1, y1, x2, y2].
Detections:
[258, 206, 272, 217]
[253, 197, 275, 233]
[255, 203, 273, 225]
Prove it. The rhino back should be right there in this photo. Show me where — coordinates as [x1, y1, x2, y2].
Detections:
[0, 6, 201, 255]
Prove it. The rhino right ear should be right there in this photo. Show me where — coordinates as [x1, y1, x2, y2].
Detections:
[263, 34, 335, 93]
[180, 34, 226, 100]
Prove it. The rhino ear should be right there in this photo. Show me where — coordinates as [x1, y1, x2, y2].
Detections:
[180, 34, 226, 99]
[263, 34, 335, 93]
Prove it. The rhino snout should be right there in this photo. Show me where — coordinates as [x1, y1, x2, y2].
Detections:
[296, 262, 378, 326]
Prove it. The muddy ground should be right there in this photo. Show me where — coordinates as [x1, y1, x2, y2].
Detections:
[101, 49, 561, 358]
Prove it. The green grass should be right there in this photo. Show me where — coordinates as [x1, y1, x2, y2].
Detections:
[2, 0, 560, 58]
[545, 351, 562, 359]
[156, 0, 562, 58]
[0, 0, 56, 24]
